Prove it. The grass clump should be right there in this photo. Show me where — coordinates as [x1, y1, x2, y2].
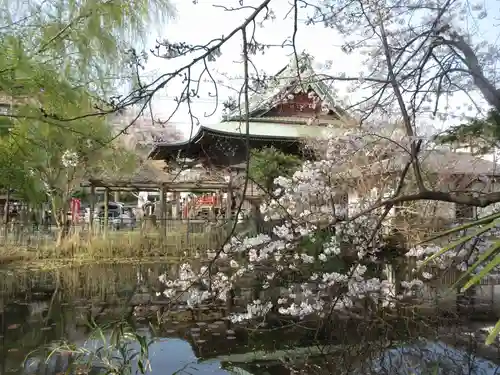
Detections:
[0, 226, 227, 265]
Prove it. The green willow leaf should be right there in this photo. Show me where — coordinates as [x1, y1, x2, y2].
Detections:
[419, 211, 500, 245]
[95, 325, 107, 347]
[452, 239, 500, 289]
[422, 219, 500, 266]
[110, 326, 120, 347]
[138, 360, 145, 375]
[485, 320, 500, 346]
[462, 254, 500, 291]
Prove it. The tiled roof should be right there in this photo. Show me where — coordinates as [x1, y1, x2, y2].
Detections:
[421, 150, 500, 175]
[199, 121, 346, 139]
[147, 53, 356, 155]
[345, 149, 500, 178]
[149, 121, 349, 154]
[224, 52, 350, 122]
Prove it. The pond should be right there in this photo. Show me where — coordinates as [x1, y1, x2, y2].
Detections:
[0, 262, 499, 375]
[0, 263, 307, 374]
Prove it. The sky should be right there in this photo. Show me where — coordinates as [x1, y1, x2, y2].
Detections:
[133, 0, 499, 139]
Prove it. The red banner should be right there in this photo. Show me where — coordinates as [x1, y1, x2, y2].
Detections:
[183, 195, 219, 218]
[71, 198, 81, 222]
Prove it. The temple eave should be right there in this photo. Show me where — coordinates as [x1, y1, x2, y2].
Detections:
[150, 130, 309, 161]
[151, 135, 303, 165]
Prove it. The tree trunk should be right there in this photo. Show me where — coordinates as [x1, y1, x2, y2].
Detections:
[52, 199, 69, 248]
[55, 216, 68, 247]
[250, 199, 265, 234]
[3, 189, 9, 243]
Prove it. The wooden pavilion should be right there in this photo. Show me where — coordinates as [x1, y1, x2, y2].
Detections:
[83, 160, 235, 232]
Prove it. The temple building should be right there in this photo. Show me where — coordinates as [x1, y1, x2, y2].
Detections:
[149, 54, 354, 169]
[147, 54, 355, 207]
[143, 53, 500, 225]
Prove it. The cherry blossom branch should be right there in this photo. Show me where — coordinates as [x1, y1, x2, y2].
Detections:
[366, 140, 423, 240]
[348, 189, 500, 226]
[376, 13, 425, 192]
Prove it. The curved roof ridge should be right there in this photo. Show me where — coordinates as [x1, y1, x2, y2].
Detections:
[224, 52, 346, 121]
[150, 125, 204, 147]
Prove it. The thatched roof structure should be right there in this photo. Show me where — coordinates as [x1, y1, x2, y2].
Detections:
[85, 160, 231, 192]
[344, 149, 500, 179]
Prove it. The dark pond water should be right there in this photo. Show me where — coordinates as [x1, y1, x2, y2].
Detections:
[0, 263, 309, 375]
[0, 262, 499, 375]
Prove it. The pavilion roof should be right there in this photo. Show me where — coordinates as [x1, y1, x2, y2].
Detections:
[84, 161, 230, 191]
[155, 120, 345, 145]
[146, 119, 354, 160]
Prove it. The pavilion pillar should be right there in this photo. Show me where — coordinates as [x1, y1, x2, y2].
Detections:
[113, 191, 120, 202]
[173, 192, 181, 220]
[89, 185, 96, 235]
[217, 189, 223, 220]
[103, 188, 109, 237]
[226, 176, 233, 222]
[160, 186, 167, 236]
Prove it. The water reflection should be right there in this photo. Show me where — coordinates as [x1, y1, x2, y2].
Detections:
[362, 340, 500, 375]
[23, 333, 229, 375]
[0, 263, 281, 375]
[0, 263, 499, 375]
